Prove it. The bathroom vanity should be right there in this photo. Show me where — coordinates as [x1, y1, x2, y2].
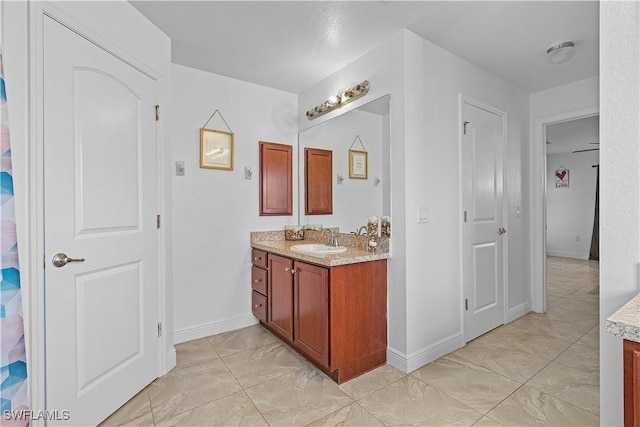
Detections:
[250, 231, 389, 383]
[607, 295, 640, 426]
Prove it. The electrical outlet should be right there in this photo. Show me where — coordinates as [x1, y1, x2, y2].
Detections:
[417, 206, 429, 223]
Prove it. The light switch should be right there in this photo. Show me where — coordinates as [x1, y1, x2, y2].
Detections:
[244, 167, 253, 180]
[417, 206, 429, 223]
[175, 161, 185, 176]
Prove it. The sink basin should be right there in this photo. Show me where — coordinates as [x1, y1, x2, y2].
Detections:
[290, 244, 347, 255]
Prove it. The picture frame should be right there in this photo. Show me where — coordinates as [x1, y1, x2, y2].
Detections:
[200, 128, 234, 170]
[554, 166, 569, 188]
[349, 149, 368, 179]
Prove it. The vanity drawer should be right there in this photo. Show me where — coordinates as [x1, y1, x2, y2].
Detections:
[252, 291, 267, 322]
[252, 266, 268, 295]
[252, 249, 268, 268]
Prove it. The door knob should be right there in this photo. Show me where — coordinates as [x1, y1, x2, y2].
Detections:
[498, 227, 507, 235]
[52, 253, 85, 268]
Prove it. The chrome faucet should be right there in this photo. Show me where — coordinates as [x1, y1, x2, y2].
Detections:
[323, 229, 339, 247]
[357, 225, 368, 236]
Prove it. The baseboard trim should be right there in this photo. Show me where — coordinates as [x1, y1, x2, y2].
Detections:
[165, 347, 176, 373]
[508, 301, 532, 323]
[174, 315, 258, 344]
[387, 333, 464, 374]
[386, 347, 409, 373]
[546, 250, 588, 260]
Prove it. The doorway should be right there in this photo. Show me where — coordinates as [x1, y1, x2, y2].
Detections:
[531, 106, 599, 313]
[545, 115, 600, 261]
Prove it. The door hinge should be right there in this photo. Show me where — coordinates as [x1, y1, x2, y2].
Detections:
[463, 121, 470, 135]
[464, 210, 467, 222]
[157, 322, 162, 337]
[155, 105, 160, 121]
[465, 298, 469, 311]
[156, 214, 161, 229]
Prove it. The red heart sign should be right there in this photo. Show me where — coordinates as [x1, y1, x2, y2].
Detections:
[556, 171, 566, 181]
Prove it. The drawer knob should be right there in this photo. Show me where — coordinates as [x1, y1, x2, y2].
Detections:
[254, 278, 261, 283]
[254, 303, 262, 308]
[285, 267, 290, 272]
[254, 256, 260, 261]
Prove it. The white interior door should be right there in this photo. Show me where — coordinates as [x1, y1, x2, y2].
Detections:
[462, 100, 506, 342]
[43, 17, 159, 425]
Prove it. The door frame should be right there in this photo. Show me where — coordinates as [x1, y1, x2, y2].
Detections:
[458, 94, 509, 343]
[531, 105, 599, 313]
[25, 2, 172, 420]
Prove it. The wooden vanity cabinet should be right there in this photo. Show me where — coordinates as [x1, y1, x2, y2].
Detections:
[294, 262, 329, 367]
[251, 249, 268, 323]
[259, 141, 293, 216]
[304, 147, 333, 215]
[268, 254, 294, 341]
[251, 248, 387, 383]
[624, 339, 640, 426]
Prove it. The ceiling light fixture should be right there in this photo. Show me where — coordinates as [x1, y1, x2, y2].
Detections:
[546, 41, 577, 65]
[306, 80, 371, 120]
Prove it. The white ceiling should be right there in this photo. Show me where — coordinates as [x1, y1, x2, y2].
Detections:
[130, 1, 599, 95]
[546, 115, 599, 155]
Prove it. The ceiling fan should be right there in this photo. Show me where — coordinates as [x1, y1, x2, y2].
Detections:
[573, 142, 599, 153]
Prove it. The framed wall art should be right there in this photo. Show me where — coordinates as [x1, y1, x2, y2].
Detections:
[554, 166, 569, 188]
[349, 149, 368, 179]
[200, 128, 234, 170]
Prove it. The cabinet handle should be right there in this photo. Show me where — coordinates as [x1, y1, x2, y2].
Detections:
[285, 267, 290, 272]
[254, 303, 263, 309]
[291, 268, 296, 274]
[254, 278, 261, 283]
[254, 256, 261, 261]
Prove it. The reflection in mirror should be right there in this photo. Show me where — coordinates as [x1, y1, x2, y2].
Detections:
[305, 148, 333, 215]
[298, 94, 390, 233]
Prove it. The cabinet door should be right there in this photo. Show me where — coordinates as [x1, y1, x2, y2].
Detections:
[305, 147, 332, 215]
[294, 261, 329, 367]
[259, 141, 293, 216]
[268, 254, 294, 340]
[624, 339, 640, 427]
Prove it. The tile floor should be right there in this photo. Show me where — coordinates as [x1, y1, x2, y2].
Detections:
[102, 256, 599, 426]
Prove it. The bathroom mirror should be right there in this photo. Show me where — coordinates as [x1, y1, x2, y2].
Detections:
[298, 94, 390, 233]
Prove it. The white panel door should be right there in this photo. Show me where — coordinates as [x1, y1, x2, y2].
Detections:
[43, 17, 158, 425]
[462, 100, 506, 342]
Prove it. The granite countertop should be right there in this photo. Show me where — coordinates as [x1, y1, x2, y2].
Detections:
[607, 294, 640, 342]
[250, 230, 390, 267]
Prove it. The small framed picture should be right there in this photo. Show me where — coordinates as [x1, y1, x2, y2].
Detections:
[349, 149, 368, 179]
[200, 128, 234, 170]
[554, 166, 569, 188]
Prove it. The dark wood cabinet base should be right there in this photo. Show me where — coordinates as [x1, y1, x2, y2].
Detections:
[252, 248, 387, 384]
[259, 320, 386, 384]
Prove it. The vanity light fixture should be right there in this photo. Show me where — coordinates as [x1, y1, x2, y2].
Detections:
[546, 41, 577, 65]
[306, 80, 371, 120]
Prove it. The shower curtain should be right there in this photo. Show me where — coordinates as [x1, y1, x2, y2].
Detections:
[0, 50, 29, 425]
